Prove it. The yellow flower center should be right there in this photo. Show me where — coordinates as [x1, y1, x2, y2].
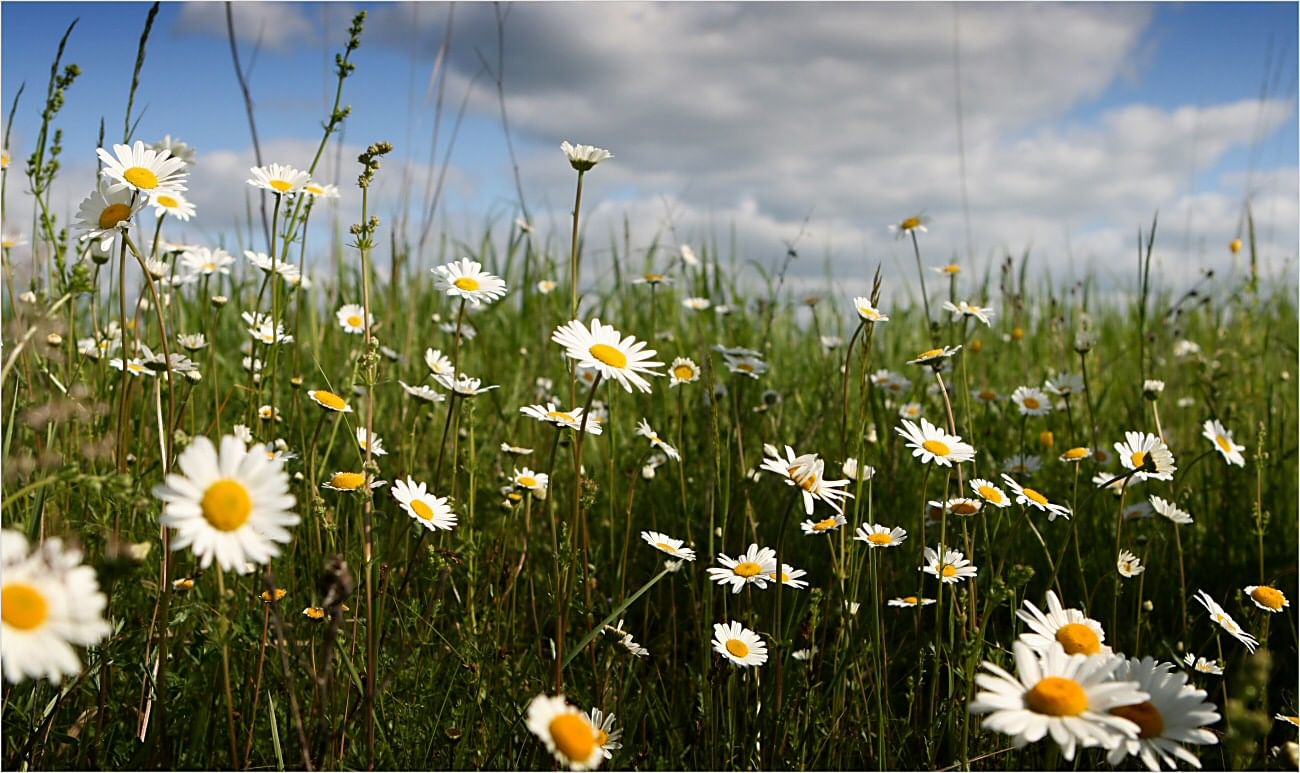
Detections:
[123, 166, 159, 189]
[269, 179, 294, 193]
[548, 713, 597, 763]
[977, 485, 1003, 504]
[1025, 676, 1089, 716]
[902, 596, 919, 604]
[644, 273, 664, 282]
[1055, 622, 1102, 655]
[305, 184, 324, 195]
[589, 343, 628, 368]
[98, 203, 133, 229]
[546, 411, 577, 423]
[1011, 326, 1025, 340]
[329, 472, 366, 490]
[978, 389, 997, 401]
[922, 439, 951, 457]
[951, 501, 980, 516]
[673, 365, 695, 380]
[943, 264, 960, 274]
[737, 363, 755, 372]
[518, 476, 538, 488]
[200, 479, 253, 531]
[725, 639, 750, 659]
[1215, 435, 1234, 454]
[655, 542, 674, 552]
[1021, 487, 1049, 506]
[453, 276, 481, 291]
[346, 315, 363, 328]
[1251, 586, 1286, 610]
[1063, 447, 1089, 460]
[2, 582, 49, 630]
[410, 499, 435, 520]
[313, 390, 349, 411]
[733, 561, 763, 578]
[127, 362, 148, 374]
[867, 532, 894, 545]
[1230, 238, 1243, 254]
[1022, 397, 1041, 410]
[900, 216, 922, 230]
[799, 474, 819, 492]
[1130, 450, 1147, 468]
[1110, 700, 1165, 739]
[813, 517, 838, 531]
[917, 348, 944, 360]
[156, 194, 179, 208]
[304, 607, 326, 620]
[595, 729, 610, 747]
[940, 564, 958, 578]
[261, 588, 287, 602]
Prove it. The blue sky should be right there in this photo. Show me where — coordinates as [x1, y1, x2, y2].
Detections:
[2, 2, 1296, 292]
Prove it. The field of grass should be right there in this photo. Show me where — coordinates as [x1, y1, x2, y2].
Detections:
[2, 10, 1297, 772]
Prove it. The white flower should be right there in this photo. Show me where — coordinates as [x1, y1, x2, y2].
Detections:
[433, 371, 500, 397]
[942, 300, 994, 326]
[1011, 386, 1053, 416]
[1201, 419, 1245, 467]
[1192, 590, 1258, 652]
[640, 531, 696, 561]
[707, 544, 777, 593]
[247, 163, 310, 195]
[390, 477, 456, 531]
[1117, 550, 1145, 578]
[1105, 656, 1220, 771]
[561, 141, 612, 172]
[180, 247, 235, 278]
[432, 258, 508, 306]
[668, 357, 700, 386]
[355, 427, 386, 456]
[551, 319, 663, 394]
[853, 297, 889, 323]
[336, 304, 372, 335]
[424, 348, 453, 376]
[1181, 654, 1223, 677]
[922, 545, 976, 584]
[635, 419, 680, 461]
[1001, 474, 1072, 521]
[1116, 431, 1177, 482]
[74, 180, 145, 251]
[98, 140, 188, 196]
[682, 296, 711, 311]
[896, 418, 976, 467]
[712, 621, 768, 668]
[1150, 496, 1193, 525]
[526, 694, 604, 771]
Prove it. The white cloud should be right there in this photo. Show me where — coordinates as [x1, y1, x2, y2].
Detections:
[174, 3, 318, 52]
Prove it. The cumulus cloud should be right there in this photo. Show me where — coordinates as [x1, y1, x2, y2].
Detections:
[174, 2, 319, 52]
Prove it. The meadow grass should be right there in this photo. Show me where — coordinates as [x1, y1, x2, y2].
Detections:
[1, 10, 1297, 772]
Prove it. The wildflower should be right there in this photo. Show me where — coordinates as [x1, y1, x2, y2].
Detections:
[1011, 386, 1053, 416]
[1173, 340, 1202, 358]
[933, 263, 961, 275]
[759, 444, 854, 515]
[322, 471, 386, 493]
[247, 163, 309, 195]
[682, 297, 711, 311]
[501, 443, 533, 456]
[769, 564, 809, 589]
[336, 304, 372, 334]
[302, 181, 340, 198]
[936, 497, 982, 517]
[1149, 496, 1192, 525]
[307, 389, 352, 413]
[1059, 447, 1091, 463]
[889, 595, 936, 608]
[355, 427, 386, 456]
[668, 357, 700, 386]
[587, 707, 623, 760]
[922, 545, 976, 584]
[707, 544, 777, 593]
[640, 531, 696, 561]
[965, 478, 1009, 509]
[512, 468, 549, 495]
[724, 352, 768, 379]
[520, 403, 603, 435]
[635, 419, 680, 461]
[854, 524, 907, 548]
[888, 214, 928, 238]
[424, 348, 453, 376]
[1117, 550, 1145, 578]
[853, 297, 889, 323]
[801, 514, 847, 535]
[172, 578, 195, 592]
[552, 319, 662, 394]
[152, 435, 299, 573]
[303, 607, 327, 621]
[896, 418, 976, 467]
[74, 181, 145, 251]
[177, 333, 208, 352]
[842, 457, 874, 481]
[1193, 590, 1258, 652]
[432, 258, 508, 307]
[110, 357, 154, 377]
[972, 386, 1000, 404]
[907, 345, 961, 367]
[260, 588, 288, 603]
[712, 621, 768, 668]
[1142, 380, 1165, 401]
[943, 300, 994, 326]
[537, 279, 558, 294]
[1243, 585, 1289, 613]
[561, 141, 612, 172]
[433, 372, 500, 397]
[1182, 654, 1223, 676]
[398, 381, 445, 404]
[99, 140, 188, 196]
[258, 405, 282, 423]
[1201, 419, 1245, 467]
[1116, 432, 1177, 482]
[1002, 474, 1071, 521]
[898, 402, 923, 420]
[526, 694, 604, 771]
[1044, 373, 1085, 397]
[1, 531, 111, 684]
[390, 477, 456, 531]
[1017, 591, 1109, 656]
[969, 641, 1147, 761]
[1105, 657, 1220, 771]
[150, 191, 195, 220]
[679, 244, 701, 267]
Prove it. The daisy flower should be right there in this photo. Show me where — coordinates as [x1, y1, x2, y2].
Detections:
[1105, 656, 1220, 771]
[390, 477, 456, 531]
[898, 402, 923, 420]
[321, 471, 386, 493]
[1275, 714, 1299, 728]
[969, 641, 1147, 762]
[854, 524, 907, 548]
[512, 468, 549, 495]
[98, 140, 188, 195]
[552, 318, 663, 394]
[423, 348, 453, 376]
[1, 531, 111, 684]
[399, 380, 445, 404]
[1117, 550, 1145, 578]
[1011, 386, 1053, 416]
[640, 531, 696, 561]
[707, 544, 777, 593]
[150, 191, 195, 221]
[969, 478, 1011, 508]
[587, 707, 622, 760]
[933, 263, 961, 275]
[177, 333, 207, 352]
[336, 304, 372, 334]
[526, 694, 604, 771]
[635, 419, 680, 461]
[110, 357, 154, 377]
[842, 457, 874, 481]
[896, 418, 976, 467]
[724, 353, 768, 379]
[152, 435, 299, 573]
[1017, 590, 1109, 656]
[355, 427, 386, 457]
[1142, 380, 1165, 400]
[801, 514, 847, 535]
[561, 141, 612, 172]
[922, 545, 977, 584]
[520, 403, 603, 435]
[302, 181, 340, 199]
[1059, 446, 1092, 463]
[1116, 431, 1177, 482]
[682, 297, 711, 311]
[936, 497, 982, 517]
[769, 564, 809, 589]
[632, 272, 671, 285]
[943, 300, 994, 326]
[308, 389, 352, 413]
[432, 257, 507, 306]
[1181, 654, 1223, 677]
[1002, 474, 1071, 521]
[258, 405, 282, 423]
[501, 443, 533, 456]
[888, 214, 928, 238]
[536, 279, 558, 294]
[759, 446, 853, 515]
[1193, 590, 1259, 652]
[1149, 496, 1192, 525]
[853, 297, 889, 323]
[712, 621, 768, 668]
[433, 372, 500, 397]
[74, 181, 145, 251]
[1243, 585, 1289, 613]
[889, 595, 937, 608]
[1201, 419, 1245, 467]
[1044, 373, 1085, 398]
[972, 386, 1001, 404]
[668, 357, 700, 386]
[180, 246, 234, 278]
[247, 163, 309, 195]
[907, 345, 961, 367]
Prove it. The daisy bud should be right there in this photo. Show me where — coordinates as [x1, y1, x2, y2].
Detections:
[1039, 430, 1054, 450]
[1142, 380, 1165, 400]
[45, 333, 63, 347]
[211, 295, 229, 308]
[969, 338, 983, 353]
